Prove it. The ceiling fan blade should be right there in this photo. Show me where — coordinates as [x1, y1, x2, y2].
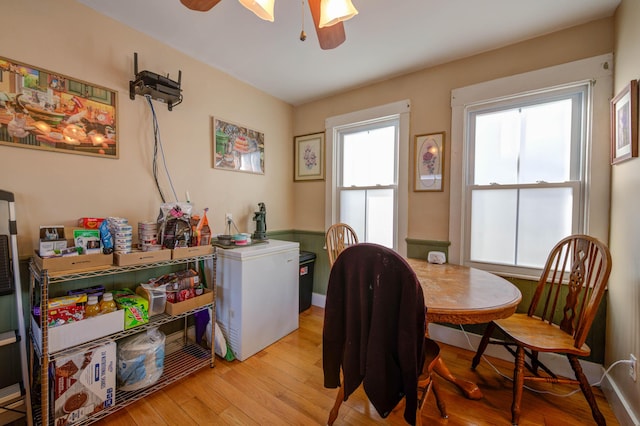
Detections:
[308, 0, 346, 50]
[180, 0, 222, 12]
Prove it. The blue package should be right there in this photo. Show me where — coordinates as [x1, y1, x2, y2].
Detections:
[99, 220, 114, 254]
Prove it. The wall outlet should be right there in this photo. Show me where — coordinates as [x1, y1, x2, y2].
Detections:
[630, 354, 637, 382]
[225, 213, 233, 223]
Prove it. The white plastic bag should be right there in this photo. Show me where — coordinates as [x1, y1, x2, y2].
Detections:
[204, 308, 234, 360]
[117, 328, 165, 391]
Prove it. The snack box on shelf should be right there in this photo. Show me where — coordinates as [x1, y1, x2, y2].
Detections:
[77, 217, 104, 229]
[33, 251, 113, 275]
[52, 340, 116, 425]
[114, 249, 171, 266]
[171, 245, 214, 260]
[31, 309, 124, 353]
[165, 288, 213, 316]
[113, 290, 149, 329]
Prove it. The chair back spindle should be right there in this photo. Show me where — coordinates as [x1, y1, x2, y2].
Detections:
[325, 223, 359, 267]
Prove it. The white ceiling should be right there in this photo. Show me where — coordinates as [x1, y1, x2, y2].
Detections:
[76, 0, 620, 106]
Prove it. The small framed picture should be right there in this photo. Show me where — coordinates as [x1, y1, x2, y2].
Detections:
[610, 80, 638, 165]
[294, 132, 325, 181]
[414, 132, 445, 191]
[212, 117, 265, 174]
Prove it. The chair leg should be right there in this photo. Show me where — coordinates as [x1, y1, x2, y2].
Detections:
[471, 321, 496, 369]
[511, 346, 526, 426]
[430, 375, 448, 419]
[327, 386, 345, 426]
[568, 355, 606, 426]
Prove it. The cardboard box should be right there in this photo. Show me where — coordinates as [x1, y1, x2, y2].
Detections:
[31, 309, 124, 353]
[164, 288, 213, 316]
[78, 217, 104, 229]
[171, 245, 213, 260]
[73, 229, 101, 254]
[114, 249, 171, 266]
[52, 341, 116, 425]
[33, 252, 113, 275]
[39, 225, 67, 256]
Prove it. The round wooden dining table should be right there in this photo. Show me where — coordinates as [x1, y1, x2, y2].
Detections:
[405, 258, 522, 400]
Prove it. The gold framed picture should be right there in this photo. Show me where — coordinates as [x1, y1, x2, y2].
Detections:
[294, 132, 325, 181]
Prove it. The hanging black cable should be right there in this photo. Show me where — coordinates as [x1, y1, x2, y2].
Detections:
[145, 95, 178, 203]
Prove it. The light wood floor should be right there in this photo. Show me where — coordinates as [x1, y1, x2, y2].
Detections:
[95, 306, 619, 425]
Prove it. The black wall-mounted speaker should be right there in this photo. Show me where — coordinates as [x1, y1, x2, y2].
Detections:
[0, 235, 13, 296]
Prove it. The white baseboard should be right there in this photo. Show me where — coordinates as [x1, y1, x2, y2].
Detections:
[311, 292, 326, 308]
[601, 374, 640, 426]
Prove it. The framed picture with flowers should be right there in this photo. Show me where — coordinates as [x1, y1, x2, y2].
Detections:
[414, 132, 445, 191]
[610, 80, 638, 165]
[294, 132, 325, 181]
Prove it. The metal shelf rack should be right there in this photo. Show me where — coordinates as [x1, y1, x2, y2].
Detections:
[29, 253, 216, 426]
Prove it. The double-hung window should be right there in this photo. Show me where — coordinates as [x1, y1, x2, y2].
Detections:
[450, 54, 612, 278]
[325, 100, 411, 255]
[466, 85, 587, 273]
[337, 120, 398, 248]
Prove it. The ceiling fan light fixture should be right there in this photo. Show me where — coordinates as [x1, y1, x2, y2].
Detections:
[238, 0, 275, 22]
[318, 0, 358, 28]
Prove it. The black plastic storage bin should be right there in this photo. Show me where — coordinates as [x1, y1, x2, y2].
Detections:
[299, 251, 316, 312]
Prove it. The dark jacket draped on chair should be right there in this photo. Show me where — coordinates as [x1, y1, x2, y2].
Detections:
[323, 243, 426, 425]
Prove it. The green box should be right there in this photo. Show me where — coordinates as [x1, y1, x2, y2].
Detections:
[73, 228, 101, 254]
[113, 290, 149, 329]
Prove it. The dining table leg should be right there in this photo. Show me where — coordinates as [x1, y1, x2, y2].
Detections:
[426, 327, 484, 400]
[433, 357, 484, 400]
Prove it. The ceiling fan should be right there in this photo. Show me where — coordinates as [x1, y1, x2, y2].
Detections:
[179, 0, 356, 50]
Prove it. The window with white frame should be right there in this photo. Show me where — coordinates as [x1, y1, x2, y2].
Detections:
[449, 54, 612, 278]
[466, 85, 587, 270]
[325, 100, 411, 256]
[337, 119, 398, 248]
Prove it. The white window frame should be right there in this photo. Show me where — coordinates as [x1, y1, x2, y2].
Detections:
[325, 100, 411, 256]
[336, 118, 399, 246]
[449, 54, 612, 278]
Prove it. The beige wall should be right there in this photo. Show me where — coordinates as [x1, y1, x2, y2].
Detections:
[2, 0, 637, 421]
[1, 0, 294, 257]
[608, 0, 640, 420]
[293, 18, 614, 240]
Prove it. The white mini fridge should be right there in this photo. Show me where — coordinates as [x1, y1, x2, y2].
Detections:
[216, 239, 299, 361]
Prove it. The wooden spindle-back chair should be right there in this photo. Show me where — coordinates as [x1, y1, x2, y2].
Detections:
[471, 234, 612, 425]
[325, 223, 359, 267]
